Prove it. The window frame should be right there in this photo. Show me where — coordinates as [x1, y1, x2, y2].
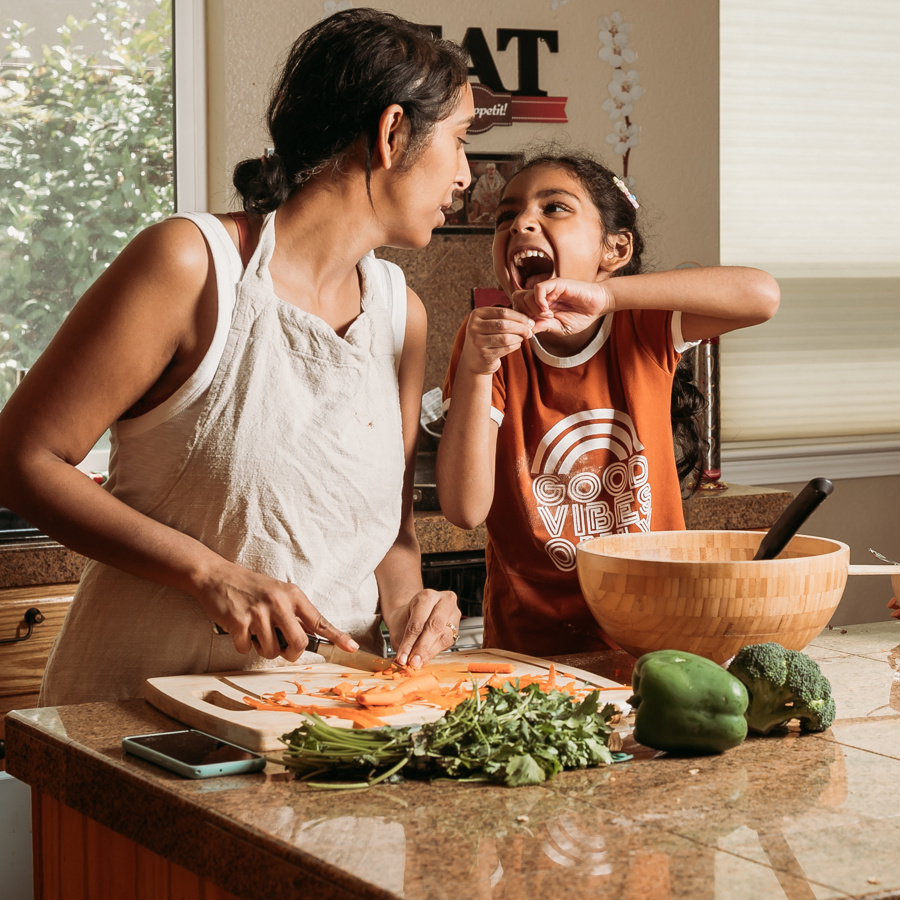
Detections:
[174, 0, 207, 212]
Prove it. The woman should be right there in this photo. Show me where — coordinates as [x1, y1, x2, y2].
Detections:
[0, 8, 473, 704]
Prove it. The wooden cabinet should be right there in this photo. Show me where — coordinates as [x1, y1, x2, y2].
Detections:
[0, 584, 75, 769]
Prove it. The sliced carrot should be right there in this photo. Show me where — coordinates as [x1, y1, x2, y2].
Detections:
[241, 696, 386, 728]
[414, 691, 472, 710]
[241, 696, 296, 712]
[356, 672, 441, 707]
[466, 662, 515, 674]
[328, 682, 357, 700]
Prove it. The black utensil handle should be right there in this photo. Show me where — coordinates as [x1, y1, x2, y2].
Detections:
[753, 477, 834, 561]
[217, 621, 294, 651]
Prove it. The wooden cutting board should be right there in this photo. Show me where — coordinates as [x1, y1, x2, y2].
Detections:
[144, 648, 631, 752]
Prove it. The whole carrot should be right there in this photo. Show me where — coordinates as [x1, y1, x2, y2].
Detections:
[466, 662, 515, 674]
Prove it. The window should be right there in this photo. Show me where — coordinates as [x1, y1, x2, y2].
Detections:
[0, 0, 177, 408]
[0, 0, 205, 474]
[719, 0, 900, 482]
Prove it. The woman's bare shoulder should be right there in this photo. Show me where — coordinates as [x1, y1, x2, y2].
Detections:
[125, 216, 217, 279]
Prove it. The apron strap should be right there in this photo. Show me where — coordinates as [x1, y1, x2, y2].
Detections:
[229, 211, 254, 269]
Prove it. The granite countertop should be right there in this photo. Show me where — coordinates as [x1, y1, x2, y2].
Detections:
[8, 621, 900, 900]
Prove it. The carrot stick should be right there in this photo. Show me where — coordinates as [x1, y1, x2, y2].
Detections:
[466, 662, 515, 674]
[546, 663, 557, 690]
[328, 682, 357, 700]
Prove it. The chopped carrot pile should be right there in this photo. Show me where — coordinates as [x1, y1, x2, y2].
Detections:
[240, 658, 627, 728]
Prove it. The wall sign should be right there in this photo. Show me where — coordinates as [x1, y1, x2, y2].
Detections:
[470, 84, 567, 135]
[432, 26, 568, 135]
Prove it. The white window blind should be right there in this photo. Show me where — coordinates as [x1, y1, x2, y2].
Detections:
[719, 0, 900, 458]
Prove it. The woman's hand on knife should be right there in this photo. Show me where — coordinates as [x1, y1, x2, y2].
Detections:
[198, 560, 357, 661]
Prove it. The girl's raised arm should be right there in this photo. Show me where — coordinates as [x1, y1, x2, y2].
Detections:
[607, 265, 780, 342]
[436, 307, 535, 529]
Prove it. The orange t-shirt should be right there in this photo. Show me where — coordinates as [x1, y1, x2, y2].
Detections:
[442, 308, 692, 657]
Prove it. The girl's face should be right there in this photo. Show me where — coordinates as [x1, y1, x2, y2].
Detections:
[379, 83, 474, 249]
[492, 163, 607, 295]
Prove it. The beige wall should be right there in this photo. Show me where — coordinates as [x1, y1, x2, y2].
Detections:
[206, 0, 719, 271]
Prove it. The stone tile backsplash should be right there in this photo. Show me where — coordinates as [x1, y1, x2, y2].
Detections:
[378, 233, 495, 395]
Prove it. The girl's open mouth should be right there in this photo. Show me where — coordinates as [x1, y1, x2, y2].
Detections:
[512, 249, 555, 291]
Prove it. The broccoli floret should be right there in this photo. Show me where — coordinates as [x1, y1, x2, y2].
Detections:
[727, 642, 835, 734]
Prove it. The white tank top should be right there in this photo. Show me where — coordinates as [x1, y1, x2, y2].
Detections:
[41, 210, 409, 705]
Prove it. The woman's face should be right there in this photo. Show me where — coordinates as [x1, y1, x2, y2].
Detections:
[379, 83, 474, 248]
[492, 164, 606, 295]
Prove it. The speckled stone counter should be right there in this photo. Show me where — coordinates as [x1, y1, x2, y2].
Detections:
[415, 482, 792, 554]
[8, 621, 900, 900]
[0, 540, 85, 589]
[681, 482, 792, 531]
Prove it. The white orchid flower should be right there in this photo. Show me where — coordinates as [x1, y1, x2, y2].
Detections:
[598, 25, 633, 49]
[608, 69, 644, 104]
[602, 96, 633, 121]
[598, 12, 630, 37]
[605, 120, 640, 156]
[598, 44, 637, 66]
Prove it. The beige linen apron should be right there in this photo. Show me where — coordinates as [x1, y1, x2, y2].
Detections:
[40, 211, 406, 705]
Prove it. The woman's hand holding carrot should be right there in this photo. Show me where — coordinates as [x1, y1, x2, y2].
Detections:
[383, 587, 460, 670]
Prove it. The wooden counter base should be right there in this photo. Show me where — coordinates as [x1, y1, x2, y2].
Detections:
[33, 792, 241, 900]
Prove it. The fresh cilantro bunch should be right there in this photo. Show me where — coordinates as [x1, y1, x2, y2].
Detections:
[280, 683, 619, 788]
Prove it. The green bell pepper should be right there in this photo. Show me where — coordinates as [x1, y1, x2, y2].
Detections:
[628, 650, 749, 754]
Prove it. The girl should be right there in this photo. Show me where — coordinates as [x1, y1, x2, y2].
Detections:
[437, 151, 779, 657]
[0, 8, 472, 704]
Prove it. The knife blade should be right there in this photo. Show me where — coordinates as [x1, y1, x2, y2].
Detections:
[304, 633, 396, 673]
[212, 622, 394, 672]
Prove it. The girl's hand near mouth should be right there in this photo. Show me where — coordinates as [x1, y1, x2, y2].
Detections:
[510, 275, 616, 337]
[459, 306, 536, 375]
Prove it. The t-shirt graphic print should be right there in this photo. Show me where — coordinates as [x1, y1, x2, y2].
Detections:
[531, 407, 651, 572]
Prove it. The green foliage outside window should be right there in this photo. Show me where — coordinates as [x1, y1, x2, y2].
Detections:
[0, 0, 173, 404]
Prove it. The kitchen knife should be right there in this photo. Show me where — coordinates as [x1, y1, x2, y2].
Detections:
[304, 634, 396, 673]
[212, 622, 395, 672]
[752, 477, 834, 561]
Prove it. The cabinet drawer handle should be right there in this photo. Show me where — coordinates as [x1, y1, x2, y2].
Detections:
[0, 606, 44, 644]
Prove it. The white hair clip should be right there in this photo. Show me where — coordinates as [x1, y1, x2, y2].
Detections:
[612, 175, 640, 210]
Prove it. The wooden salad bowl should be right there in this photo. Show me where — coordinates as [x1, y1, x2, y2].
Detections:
[576, 530, 850, 664]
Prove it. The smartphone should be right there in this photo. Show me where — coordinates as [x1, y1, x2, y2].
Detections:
[122, 729, 266, 779]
